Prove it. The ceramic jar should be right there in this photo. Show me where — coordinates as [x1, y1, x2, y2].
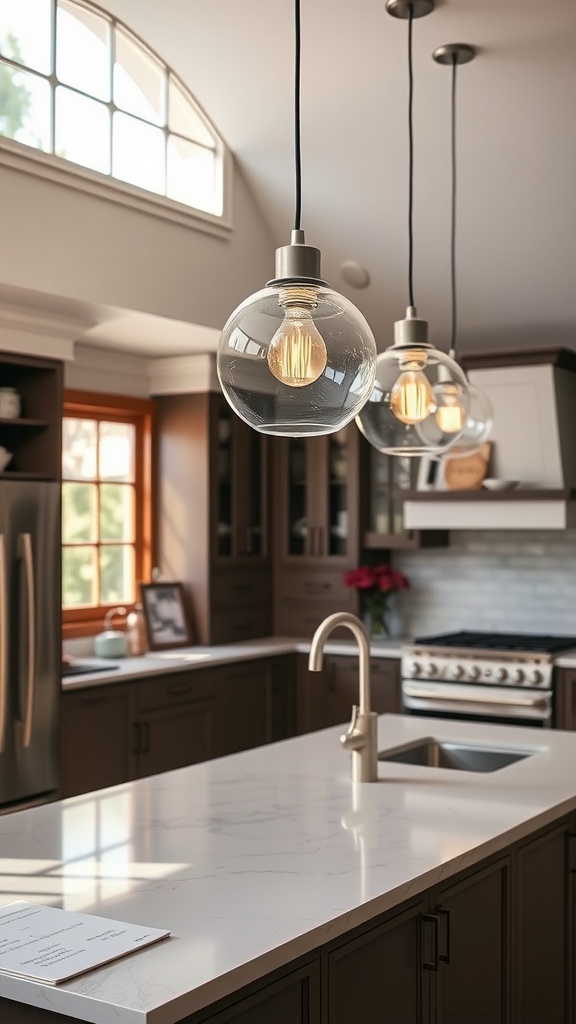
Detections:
[0, 387, 21, 419]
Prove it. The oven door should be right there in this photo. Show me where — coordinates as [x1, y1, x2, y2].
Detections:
[402, 679, 553, 728]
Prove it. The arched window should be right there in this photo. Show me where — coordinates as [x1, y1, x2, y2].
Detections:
[0, 0, 226, 220]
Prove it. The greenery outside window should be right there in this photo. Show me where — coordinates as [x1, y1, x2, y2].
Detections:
[62, 390, 153, 638]
[0, 0, 226, 220]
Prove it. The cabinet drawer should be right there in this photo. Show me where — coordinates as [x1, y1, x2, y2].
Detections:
[276, 603, 351, 638]
[137, 670, 216, 713]
[211, 605, 272, 644]
[212, 570, 271, 611]
[277, 569, 356, 605]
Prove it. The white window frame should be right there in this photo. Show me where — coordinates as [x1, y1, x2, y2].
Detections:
[0, 2, 233, 237]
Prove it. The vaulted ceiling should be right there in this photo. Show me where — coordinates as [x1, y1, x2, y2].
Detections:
[9, 0, 576, 359]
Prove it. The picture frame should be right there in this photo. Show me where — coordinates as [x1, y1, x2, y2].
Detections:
[417, 456, 445, 492]
[139, 582, 194, 651]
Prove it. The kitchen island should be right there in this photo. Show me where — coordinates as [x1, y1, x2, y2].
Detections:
[1, 713, 576, 1024]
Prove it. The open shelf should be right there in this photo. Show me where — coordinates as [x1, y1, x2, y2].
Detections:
[399, 488, 575, 502]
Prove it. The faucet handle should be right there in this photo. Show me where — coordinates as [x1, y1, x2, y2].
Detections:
[341, 705, 366, 751]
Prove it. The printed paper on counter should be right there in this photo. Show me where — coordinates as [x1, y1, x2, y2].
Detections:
[0, 901, 170, 984]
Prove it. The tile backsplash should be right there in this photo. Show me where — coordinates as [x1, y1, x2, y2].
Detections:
[394, 530, 576, 637]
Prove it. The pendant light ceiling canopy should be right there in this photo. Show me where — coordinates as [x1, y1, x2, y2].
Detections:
[427, 41, 493, 460]
[216, 1, 377, 437]
[357, 0, 471, 458]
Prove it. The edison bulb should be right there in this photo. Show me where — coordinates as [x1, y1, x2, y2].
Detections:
[390, 369, 436, 424]
[267, 308, 327, 386]
[434, 382, 468, 434]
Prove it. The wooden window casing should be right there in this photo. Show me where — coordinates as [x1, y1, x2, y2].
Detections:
[62, 389, 153, 639]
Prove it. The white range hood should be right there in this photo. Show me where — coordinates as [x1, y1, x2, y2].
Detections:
[404, 353, 576, 531]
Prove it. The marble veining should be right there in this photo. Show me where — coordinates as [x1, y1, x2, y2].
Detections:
[1, 715, 576, 1023]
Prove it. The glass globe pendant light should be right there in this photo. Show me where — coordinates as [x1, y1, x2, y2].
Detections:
[419, 43, 493, 457]
[356, 0, 470, 457]
[217, 0, 377, 437]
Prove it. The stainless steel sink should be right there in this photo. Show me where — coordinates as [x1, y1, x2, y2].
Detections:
[378, 738, 536, 773]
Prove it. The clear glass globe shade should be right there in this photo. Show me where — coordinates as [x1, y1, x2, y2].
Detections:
[356, 344, 470, 456]
[437, 384, 493, 458]
[217, 283, 377, 436]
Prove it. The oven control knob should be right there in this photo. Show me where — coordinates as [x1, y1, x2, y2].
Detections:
[468, 665, 481, 681]
[527, 669, 543, 686]
[451, 664, 465, 680]
[408, 661, 421, 677]
[510, 668, 525, 684]
[424, 663, 437, 677]
[495, 668, 508, 683]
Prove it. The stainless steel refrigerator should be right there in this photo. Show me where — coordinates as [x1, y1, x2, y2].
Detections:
[0, 481, 60, 808]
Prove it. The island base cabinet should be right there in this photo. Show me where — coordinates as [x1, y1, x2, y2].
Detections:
[183, 962, 320, 1024]
[513, 822, 572, 1024]
[327, 901, 429, 1024]
[434, 859, 510, 1024]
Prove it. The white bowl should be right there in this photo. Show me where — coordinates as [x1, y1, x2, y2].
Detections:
[483, 479, 519, 491]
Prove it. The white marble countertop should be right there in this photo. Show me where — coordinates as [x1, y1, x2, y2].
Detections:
[62, 636, 406, 690]
[1, 714, 576, 1024]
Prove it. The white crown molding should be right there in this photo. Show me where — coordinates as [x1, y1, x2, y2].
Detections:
[0, 303, 90, 361]
[148, 351, 221, 394]
[66, 343, 150, 398]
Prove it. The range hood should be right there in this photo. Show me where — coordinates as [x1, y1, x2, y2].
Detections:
[404, 349, 576, 531]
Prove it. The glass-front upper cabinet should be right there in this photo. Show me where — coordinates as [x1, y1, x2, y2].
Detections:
[277, 427, 359, 563]
[362, 447, 418, 546]
[213, 397, 268, 562]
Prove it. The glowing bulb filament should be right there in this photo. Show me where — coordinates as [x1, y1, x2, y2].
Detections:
[390, 370, 436, 425]
[267, 286, 327, 388]
[434, 382, 468, 434]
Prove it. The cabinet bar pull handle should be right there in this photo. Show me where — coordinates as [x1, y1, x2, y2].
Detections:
[141, 721, 150, 754]
[18, 533, 36, 748]
[568, 832, 576, 873]
[422, 913, 439, 972]
[0, 536, 6, 754]
[437, 907, 451, 964]
[132, 722, 141, 755]
[167, 683, 192, 696]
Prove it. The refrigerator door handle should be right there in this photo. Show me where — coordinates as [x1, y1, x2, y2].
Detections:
[0, 535, 7, 753]
[17, 533, 36, 748]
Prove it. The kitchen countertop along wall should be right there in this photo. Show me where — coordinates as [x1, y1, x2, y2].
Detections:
[62, 636, 408, 689]
[1, 714, 576, 1024]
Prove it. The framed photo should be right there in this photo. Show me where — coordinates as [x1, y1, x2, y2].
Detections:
[417, 456, 445, 491]
[139, 582, 194, 651]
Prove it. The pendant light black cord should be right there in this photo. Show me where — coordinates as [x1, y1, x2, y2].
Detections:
[294, 0, 302, 231]
[407, 3, 415, 307]
[450, 54, 458, 359]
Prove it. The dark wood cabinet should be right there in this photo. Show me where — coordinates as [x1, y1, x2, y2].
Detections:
[554, 667, 576, 729]
[217, 660, 270, 755]
[0, 351, 63, 482]
[59, 684, 135, 798]
[272, 428, 360, 636]
[359, 439, 448, 550]
[134, 669, 219, 775]
[513, 822, 571, 1024]
[295, 652, 401, 734]
[60, 655, 297, 797]
[433, 859, 510, 1024]
[328, 901, 428, 1024]
[154, 391, 271, 644]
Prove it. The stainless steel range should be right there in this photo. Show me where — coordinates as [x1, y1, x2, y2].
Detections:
[401, 631, 576, 728]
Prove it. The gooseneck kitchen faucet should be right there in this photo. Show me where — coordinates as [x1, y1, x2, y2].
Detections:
[309, 612, 379, 782]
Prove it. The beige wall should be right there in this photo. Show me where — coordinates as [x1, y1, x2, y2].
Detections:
[0, 155, 275, 333]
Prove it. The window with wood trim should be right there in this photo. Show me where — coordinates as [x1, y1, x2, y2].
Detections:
[62, 390, 153, 638]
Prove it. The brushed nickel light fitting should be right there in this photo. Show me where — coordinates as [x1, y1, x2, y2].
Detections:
[357, 0, 470, 457]
[216, 0, 377, 437]
[426, 41, 494, 458]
